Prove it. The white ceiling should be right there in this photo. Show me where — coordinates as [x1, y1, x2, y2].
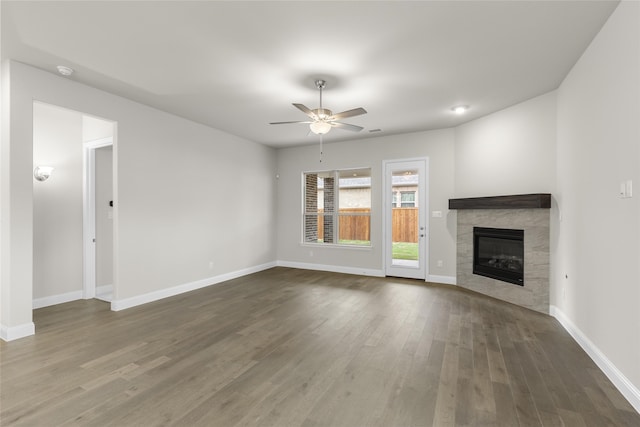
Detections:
[1, 1, 618, 148]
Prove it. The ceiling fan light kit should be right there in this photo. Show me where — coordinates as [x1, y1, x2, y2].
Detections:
[309, 121, 331, 135]
[270, 79, 367, 136]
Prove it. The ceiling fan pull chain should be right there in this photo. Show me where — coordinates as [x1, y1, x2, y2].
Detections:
[319, 134, 323, 163]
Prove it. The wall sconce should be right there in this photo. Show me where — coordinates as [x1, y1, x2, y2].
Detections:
[34, 166, 54, 182]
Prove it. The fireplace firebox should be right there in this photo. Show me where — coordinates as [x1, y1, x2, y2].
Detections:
[473, 227, 524, 285]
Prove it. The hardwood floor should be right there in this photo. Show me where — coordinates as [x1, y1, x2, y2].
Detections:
[1, 267, 638, 426]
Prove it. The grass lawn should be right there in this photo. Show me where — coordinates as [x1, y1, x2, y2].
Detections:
[392, 242, 418, 260]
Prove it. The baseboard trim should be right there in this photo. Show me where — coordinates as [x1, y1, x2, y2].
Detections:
[427, 274, 457, 285]
[550, 305, 640, 414]
[276, 260, 384, 277]
[111, 262, 277, 311]
[1, 322, 36, 341]
[33, 290, 84, 309]
[275, 262, 455, 283]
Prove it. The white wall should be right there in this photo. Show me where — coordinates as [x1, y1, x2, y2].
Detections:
[32, 103, 84, 300]
[455, 91, 557, 198]
[1, 61, 37, 338]
[83, 115, 114, 142]
[555, 0, 640, 400]
[276, 129, 456, 279]
[0, 60, 8, 337]
[0, 61, 277, 337]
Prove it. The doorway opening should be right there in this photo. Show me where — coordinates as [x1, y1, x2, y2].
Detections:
[32, 101, 115, 310]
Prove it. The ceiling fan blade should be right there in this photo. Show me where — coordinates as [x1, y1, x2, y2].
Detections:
[269, 120, 312, 125]
[329, 107, 367, 121]
[293, 103, 317, 119]
[331, 122, 364, 132]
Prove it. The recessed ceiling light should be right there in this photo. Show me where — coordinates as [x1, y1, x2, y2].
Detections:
[56, 65, 74, 76]
[451, 105, 469, 114]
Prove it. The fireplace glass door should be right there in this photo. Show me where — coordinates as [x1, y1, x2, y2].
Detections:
[473, 227, 524, 285]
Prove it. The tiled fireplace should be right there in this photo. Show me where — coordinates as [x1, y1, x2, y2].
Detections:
[449, 194, 551, 314]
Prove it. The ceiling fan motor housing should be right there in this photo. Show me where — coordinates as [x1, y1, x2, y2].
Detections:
[313, 108, 332, 120]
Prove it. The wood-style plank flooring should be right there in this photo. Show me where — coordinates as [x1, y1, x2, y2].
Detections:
[1, 267, 638, 426]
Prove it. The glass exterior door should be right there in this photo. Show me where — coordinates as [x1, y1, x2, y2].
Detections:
[384, 159, 427, 279]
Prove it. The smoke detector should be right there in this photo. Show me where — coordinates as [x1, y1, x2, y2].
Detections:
[56, 65, 74, 76]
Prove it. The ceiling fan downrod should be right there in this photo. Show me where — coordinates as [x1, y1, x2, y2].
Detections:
[315, 79, 326, 110]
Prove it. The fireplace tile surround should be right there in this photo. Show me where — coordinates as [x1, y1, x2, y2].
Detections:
[450, 194, 551, 314]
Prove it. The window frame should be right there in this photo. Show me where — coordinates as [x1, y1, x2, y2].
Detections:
[302, 168, 371, 247]
[400, 191, 416, 208]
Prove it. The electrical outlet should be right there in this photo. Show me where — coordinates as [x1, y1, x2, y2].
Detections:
[209, 261, 214, 269]
[437, 260, 443, 267]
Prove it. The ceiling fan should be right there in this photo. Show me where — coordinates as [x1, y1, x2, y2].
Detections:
[270, 79, 367, 135]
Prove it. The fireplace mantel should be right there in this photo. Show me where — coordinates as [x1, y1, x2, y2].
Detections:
[448, 193, 551, 210]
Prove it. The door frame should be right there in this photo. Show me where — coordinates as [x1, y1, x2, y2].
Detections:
[82, 137, 113, 299]
[382, 157, 429, 279]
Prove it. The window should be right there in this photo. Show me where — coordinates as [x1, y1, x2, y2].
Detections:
[303, 168, 371, 246]
[400, 191, 416, 207]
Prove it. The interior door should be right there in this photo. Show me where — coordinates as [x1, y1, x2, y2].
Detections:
[95, 145, 113, 302]
[83, 137, 113, 301]
[384, 159, 427, 279]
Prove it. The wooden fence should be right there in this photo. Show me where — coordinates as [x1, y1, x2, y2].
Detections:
[317, 208, 418, 243]
[392, 207, 418, 243]
[339, 208, 371, 241]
